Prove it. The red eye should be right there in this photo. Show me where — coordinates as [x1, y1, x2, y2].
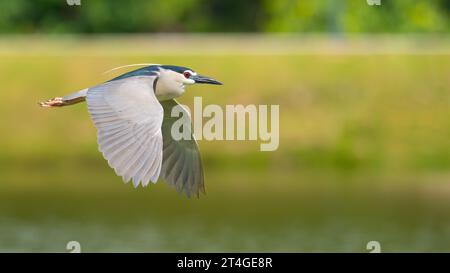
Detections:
[183, 71, 191, 78]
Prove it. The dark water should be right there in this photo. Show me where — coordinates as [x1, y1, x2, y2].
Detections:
[1, 166, 449, 252]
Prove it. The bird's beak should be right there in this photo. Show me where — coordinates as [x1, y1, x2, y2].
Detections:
[191, 75, 223, 85]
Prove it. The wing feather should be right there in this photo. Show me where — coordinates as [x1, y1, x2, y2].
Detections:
[86, 76, 164, 187]
[160, 99, 205, 197]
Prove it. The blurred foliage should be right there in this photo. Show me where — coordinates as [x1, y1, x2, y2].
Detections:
[0, 0, 448, 33]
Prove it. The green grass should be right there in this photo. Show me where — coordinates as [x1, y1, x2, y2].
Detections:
[0, 36, 449, 252]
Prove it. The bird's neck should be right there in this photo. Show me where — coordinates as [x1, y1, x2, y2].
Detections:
[154, 76, 185, 101]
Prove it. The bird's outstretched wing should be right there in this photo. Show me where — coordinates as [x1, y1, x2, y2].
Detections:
[160, 99, 205, 197]
[86, 76, 164, 187]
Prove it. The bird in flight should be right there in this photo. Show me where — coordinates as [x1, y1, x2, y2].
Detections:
[40, 64, 222, 197]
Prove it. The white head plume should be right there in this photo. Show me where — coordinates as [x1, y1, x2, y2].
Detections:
[102, 63, 161, 75]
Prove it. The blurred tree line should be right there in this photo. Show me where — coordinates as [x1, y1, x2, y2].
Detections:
[0, 0, 448, 33]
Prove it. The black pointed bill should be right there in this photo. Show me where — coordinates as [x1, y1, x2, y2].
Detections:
[191, 75, 223, 85]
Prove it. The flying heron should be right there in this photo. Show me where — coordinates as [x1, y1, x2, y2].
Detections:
[40, 64, 222, 197]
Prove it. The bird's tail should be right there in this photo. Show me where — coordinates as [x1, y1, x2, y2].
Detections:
[39, 88, 88, 108]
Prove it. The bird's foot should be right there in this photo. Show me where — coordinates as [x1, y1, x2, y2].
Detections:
[39, 97, 65, 108]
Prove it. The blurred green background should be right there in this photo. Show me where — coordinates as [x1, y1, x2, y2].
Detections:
[0, 0, 449, 252]
[0, 0, 449, 33]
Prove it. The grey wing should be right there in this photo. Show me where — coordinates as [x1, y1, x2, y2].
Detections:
[86, 76, 164, 187]
[160, 99, 205, 197]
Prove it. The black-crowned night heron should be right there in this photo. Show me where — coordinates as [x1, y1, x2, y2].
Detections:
[40, 64, 222, 197]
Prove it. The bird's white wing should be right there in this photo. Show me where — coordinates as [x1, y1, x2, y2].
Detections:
[160, 99, 205, 197]
[86, 76, 164, 187]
